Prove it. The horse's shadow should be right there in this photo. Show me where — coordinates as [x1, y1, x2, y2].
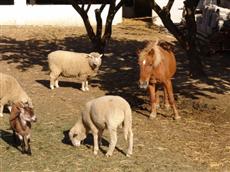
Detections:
[62, 130, 126, 155]
[36, 80, 82, 90]
[0, 129, 21, 152]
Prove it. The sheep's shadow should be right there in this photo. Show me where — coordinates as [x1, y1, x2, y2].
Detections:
[36, 80, 82, 90]
[0, 129, 21, 152]
[62, 130, 126, 156]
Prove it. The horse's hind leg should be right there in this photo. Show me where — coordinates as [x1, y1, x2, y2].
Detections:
[163, 85, 170, 109]
[148, 84, 157, 119]
[155, 85, 160, 109]
[164, 80, 180, 120]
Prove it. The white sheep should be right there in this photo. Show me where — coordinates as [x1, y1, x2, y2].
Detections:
[0, 73, 33, 117]
[69, 95, 133, 157]
[48, 50, 102, 91]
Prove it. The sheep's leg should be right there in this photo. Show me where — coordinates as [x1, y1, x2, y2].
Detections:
[54, 79, 59, 88]
[50, 71, 60, 90]
[98, 129, 104, 146]
[0, 97, 7, 117]
[126, 128, 133, 157]
[85, 81, 89, 91]
[106, 128, 117, 157]
[0, 105, 3, 117]
[7, 105, 12, 112]
[93, 132, 99, 155]
[81, 81, 86, 91]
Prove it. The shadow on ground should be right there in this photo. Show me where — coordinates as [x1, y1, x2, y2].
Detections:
[0, 33, 230, 111]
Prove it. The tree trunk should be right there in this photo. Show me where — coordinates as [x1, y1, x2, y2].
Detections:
[70, 0, 124, 53]
[149, 0, 206, 78]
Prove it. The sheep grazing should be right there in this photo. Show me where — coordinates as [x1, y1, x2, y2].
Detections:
[9, 102, 37, 155]
[0, 73, 33, 117]
[69, 95, 133, 157]
[48, 50, 102, 91]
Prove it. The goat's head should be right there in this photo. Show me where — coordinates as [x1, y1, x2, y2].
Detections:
[18, 103, 37, 123]
[87, 52, 102, 69]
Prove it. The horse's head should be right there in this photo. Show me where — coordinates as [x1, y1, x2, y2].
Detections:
[138, 41, 162, 89]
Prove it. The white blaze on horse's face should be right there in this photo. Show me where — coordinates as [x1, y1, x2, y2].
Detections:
[139, 58, 152, 90]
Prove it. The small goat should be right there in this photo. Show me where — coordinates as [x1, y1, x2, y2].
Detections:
[9, 102, 37, 155]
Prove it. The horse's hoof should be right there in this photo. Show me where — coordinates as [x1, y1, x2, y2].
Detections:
[149, 112, 157, 119]
[173, 115, 181, 120]
[164, 104, 170, 109]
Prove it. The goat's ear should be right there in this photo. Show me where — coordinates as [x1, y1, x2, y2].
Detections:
[19, 108, 25, 114]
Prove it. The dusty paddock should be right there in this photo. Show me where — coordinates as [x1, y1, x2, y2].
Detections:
[0, 20, 230, 172]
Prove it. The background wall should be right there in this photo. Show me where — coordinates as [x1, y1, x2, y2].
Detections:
[0, 0, 122, 26]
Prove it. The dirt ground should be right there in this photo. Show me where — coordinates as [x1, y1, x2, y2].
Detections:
[0, 20, 230, 172]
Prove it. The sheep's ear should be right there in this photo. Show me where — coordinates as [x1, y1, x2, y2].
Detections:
[98, 54, 103, 58]
[87, 54, 93, 58]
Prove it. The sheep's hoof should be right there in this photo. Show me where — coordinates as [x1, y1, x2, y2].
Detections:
[0, 113, 3, 117]
[105, 152, 112, 157]
[149, 112, 157, 119]
[93, 150, 98, 155]
[173, 115, 181, 120]
[50, 85, 54, 90]
[126, 153, 132, 157]
[85, 87, 89, 91]
[81, 88, 86, 92]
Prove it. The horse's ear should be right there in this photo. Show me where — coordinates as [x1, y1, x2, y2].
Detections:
[148, 49, 155, 56]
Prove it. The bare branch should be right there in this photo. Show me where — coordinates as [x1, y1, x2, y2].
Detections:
[99, 4, 106, 12]
[85, 3, 91, 13]
[165, 0, 174, 12]
[115, 0, 124, 13]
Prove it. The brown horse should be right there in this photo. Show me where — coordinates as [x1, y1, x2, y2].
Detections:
[138, 40, 180, 120]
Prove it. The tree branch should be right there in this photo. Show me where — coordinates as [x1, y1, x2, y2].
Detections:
[85, 3, 91, 13]
[165, 0, 174, 12]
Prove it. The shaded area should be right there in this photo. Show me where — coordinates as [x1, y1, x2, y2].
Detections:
[62, 130, 125, 156]
[0, 30, 230, 112]
[0, 129, 21, 152]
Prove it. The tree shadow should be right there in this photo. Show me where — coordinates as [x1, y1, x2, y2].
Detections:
[36, 79, 82, 90]
[1, 31, 230, 115]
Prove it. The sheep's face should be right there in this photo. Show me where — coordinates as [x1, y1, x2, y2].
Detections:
[69, 125, 86, 147]
[19, 106, 37, 123]
[88, 52, 102, 69]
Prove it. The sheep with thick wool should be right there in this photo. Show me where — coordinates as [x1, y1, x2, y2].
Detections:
[69, 95, 133, 157]
[0, 73, 33, 117]
[48, 50, 102, 91]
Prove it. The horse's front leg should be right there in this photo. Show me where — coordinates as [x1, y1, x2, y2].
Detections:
[148, 84, 157, 119]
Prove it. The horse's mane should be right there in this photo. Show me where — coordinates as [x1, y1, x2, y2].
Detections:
[157, 40, 174, 52]
[138, 40, 173, 61]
